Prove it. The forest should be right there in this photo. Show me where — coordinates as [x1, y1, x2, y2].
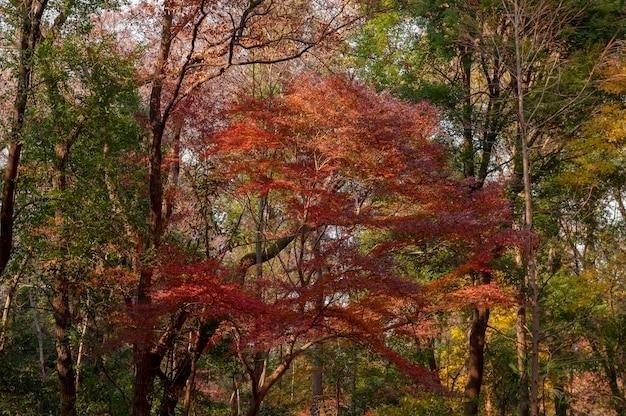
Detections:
[0, 0, 625, 415]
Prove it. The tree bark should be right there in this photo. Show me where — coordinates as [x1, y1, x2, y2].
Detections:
[131, 3, 172, 414]
[158, 322, 217, 416]
[512, 1, 540, 414]
[51, 141, 77, 416]
[464, 273, 491, 416]
[132, 347, 158, 416]
[246, 394, 265, 416]
[53, 270, 77, 416]
[182, 346, 198, 416]
[461, 46, 475, 179]
[0, 0, 48, 277]
[516, 302, 529, 416]
[0, 256, 28, 353]
[311, 345, 324, 416]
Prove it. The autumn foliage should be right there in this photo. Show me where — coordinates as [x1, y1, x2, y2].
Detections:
[147, 75, 518, 391]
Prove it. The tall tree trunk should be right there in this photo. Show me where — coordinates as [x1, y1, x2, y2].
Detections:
[51, 141, 77, 416]
[53, 270, 77, 416]
[459, 38, 494, 416]
[461, 47, 475, 180]
[131, 4, 172, 414]
[512, 1, 540, 414]
[310, 230, 324, 416]
[512, 112, 530, 416]
[464, 273, 491, 416]
[0, 0, 48, 277]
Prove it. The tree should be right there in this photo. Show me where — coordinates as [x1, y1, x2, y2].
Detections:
[0, 0, 49, 283]
[202, 75, 516, 414]
[538, 42, 626, 415]
[351, 2, 622, 414]
[26, 33, 140, 415]
[116, 1, 366, 413]
[1, 0, 141, 414]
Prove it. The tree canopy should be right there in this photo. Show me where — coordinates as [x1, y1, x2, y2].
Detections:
[0, 1, 625, 415]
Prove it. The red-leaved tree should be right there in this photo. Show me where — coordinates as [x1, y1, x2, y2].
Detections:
[176, 75, 517, 414]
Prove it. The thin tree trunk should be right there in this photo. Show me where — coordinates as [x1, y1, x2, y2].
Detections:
[182, 348, 197, 416]
[517, 302, 529, 416]
[597, 345, 626, 416]
[512, 1, 540, 414]
[230, 374, 241, 416]
[461, 47, 475, 179]
[291, 360, 296, 404]
[311, 231, 324, 416]
[512, 119, 530, 416]
[0, 255, 28, 353]
[75, 298, 89, 392]
[350, 355, 356, 416]
[164, 119, 182, 229]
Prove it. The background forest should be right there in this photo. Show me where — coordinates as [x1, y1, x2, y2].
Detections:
[0, 0, 625, 415]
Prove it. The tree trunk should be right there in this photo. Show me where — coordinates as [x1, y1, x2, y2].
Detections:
[51, 141, 77, 416]
[464, 273, 491, 416]
[311, 230, 324, 416]
[512, 121, 529, 416]
[246, 394, 264, 416]
[75, 297, 89, 391]
[231, 374, 241, 416]
[158, 385, 180, 416]
[182, 350, 197, 416]
[158, 356, 192, 416]
[460, 46, 475, 179]
[311, 345, 324, 416]
[131, 4, 172, 412]
[132, 347, 157, 416]
[53, 272, 77, 416]
[512, 1, 540, 414]
[516, 303, 529, 416]
[0, 256, 28, 353]
[0, 0, 48, 277]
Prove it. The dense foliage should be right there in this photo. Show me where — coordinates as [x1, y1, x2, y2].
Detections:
[0, 0, 624, 415]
